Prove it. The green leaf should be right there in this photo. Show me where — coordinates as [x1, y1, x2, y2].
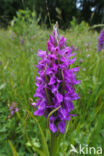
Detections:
[0, 83, 6, 90]
[25, 138, 40, 148]
[27, 110, 49, 156]
[47, 105, 61, 127]
[24, 112, 44, 156]
[8, 140, 18, 156]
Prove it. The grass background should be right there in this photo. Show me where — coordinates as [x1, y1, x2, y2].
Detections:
[0, 13, 104, 155]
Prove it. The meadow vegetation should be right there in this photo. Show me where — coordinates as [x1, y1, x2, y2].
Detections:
[0, 10, 104, 156]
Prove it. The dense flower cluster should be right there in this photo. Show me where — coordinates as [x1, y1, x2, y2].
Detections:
[34, 29, 80, 133]
[98, 30, 104, 51]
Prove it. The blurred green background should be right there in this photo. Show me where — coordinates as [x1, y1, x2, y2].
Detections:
[0, 0, 104, 156]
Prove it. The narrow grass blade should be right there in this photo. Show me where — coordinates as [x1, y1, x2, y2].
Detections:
[27, 110, 49, 156]
[8, 140, 18, 156]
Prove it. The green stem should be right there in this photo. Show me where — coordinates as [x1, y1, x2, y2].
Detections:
[51, 133, 57, 156]
[50, 132, 61, 156]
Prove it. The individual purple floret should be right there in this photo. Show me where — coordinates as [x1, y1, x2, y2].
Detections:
[98, 30, 104, 51]
[33, 23, 80, 133]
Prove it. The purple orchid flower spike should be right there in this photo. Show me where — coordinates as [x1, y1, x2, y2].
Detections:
[33, 22, 80, 133]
